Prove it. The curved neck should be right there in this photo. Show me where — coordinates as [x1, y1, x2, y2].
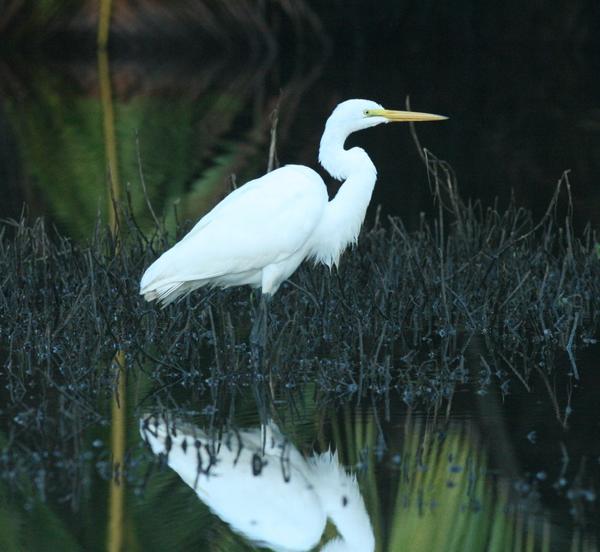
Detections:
[313, 124, 377, 268]
[319, 123, 376, 182]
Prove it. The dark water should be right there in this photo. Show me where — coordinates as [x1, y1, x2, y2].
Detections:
[1, 8, 599, 552]
[0, 356, 599, 552]
[1, 40, 599, 238]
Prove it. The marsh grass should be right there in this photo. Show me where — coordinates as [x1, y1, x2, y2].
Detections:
[0, 154, 598, 541]
[0, 155, 598, 404]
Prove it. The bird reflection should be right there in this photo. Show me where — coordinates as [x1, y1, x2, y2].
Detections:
[140, 414, 374, 552]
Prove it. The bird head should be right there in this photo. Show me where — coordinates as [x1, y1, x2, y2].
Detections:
[326, 98, 447, 135]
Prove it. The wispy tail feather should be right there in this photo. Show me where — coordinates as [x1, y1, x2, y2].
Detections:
[141, 281, 185, 306]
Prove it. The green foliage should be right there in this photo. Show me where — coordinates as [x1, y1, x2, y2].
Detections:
[0, 484, 80, 552]
[2, 60, 275, 239]
[329, 410, 585, 552]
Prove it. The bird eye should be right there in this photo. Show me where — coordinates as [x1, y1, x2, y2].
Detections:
[363, 109, 370, 116]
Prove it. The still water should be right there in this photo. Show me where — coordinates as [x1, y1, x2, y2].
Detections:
[0, 357, 598, 552]
[1, 41, 599, 238]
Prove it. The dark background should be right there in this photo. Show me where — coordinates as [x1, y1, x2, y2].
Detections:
[1, 0, 599, 237]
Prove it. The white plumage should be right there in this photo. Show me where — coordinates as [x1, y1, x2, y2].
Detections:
[140, 99, 446, 305]
[140, 414, 375, 552]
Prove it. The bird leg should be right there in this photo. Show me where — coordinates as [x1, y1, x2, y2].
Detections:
[250, 292, 271, 361]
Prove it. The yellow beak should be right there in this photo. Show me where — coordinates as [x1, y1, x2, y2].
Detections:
[366, 108, 448, 122]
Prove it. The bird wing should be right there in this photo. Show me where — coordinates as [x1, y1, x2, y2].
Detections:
[141, 165, 327, 290]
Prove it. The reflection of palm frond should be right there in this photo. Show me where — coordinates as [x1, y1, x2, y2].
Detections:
[1, 60, 262, 238]
[328, 407, 594, 552]
[1, 50, 324, 240]
[0, 479, 80, 551]
[388, 420, 489, 551]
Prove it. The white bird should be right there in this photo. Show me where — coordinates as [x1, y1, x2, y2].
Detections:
[140, 99, 446, 306]
[140, 414, 375, 552]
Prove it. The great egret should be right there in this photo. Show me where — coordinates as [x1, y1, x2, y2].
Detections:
[140, 99, 446, 306]
[140, 414, 375, 552]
